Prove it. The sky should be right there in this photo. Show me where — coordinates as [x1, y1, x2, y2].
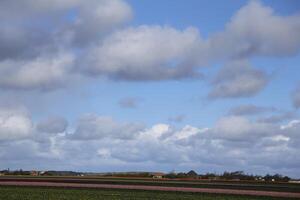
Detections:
[0, 0, 300, 177]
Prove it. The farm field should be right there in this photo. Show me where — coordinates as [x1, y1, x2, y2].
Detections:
[0, 186, 297, 200]
[0, 176, 300, 199]
[1, 176, 300, 193]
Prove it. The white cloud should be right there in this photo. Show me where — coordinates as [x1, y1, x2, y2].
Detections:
[0, 0, 299, 91]
[69, 114, 144, 140]
[281, 120, 300, 130]
[97, 148, 111, 158]
[171, 125, 201, 140]
[0, 0, 132, 92]
[281, 120, 300, 141]
[0, 106, 33, 141]
[0, 109, 300, 176]
[0, 52, 74, 90]
[210, 116, 276, 142]
[1, 0, 300, 177]
[208, 0, 300, 59]
[141, 124, 171, 139]
[81, 25, 203, 80]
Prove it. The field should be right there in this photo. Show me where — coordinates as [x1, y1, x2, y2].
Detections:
[0, 186, 297, 200]
[0, 176, 300, 199]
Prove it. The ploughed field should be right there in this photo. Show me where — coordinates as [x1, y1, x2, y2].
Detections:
[0, 176, 300, 199]
[0, 186, 298, 200]
[1, 176, 300, 193]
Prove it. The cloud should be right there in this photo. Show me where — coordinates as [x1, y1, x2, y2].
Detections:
[0, 52, 74, 91]
[118, 97, 141, 109]
[258, 112, 296, 124]
[0, 108, 300, 176]
[37, 116, 68, 134]
[0, 0, 299, 92]
[80, 1, 300, 82]
[0, 106, 33, 141]
[67, 0, 133, 46]
[280, 120, 300, 149]
[208, 0, 300, 59]
[0, 0, 132, 60]
[0, 0, 133, 91]
[292, 84, 300, 109]
[81, 25, 203, 81]
[209, 116, 277, 142]
[1, 0, 300, 177]
[69, 114, 144, 140]
[209, 60, 268, 99]
[229, 104, 275, 116]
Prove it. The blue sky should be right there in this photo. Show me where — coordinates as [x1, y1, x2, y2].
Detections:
[0, 0, 300, 177]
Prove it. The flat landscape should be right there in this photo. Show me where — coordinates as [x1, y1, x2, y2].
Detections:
[1, 176, 300, 199]
[1, 1, 300, 200]
[1, 186, 296, 200]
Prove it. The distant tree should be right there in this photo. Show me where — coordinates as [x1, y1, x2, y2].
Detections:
[165, 171, 177, 179]
[263, 174, 290, 182]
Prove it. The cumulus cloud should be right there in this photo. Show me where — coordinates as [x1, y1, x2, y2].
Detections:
[0, 0, 132, 60]
[81, 25, 203, 80]
[0, 109, 300, 176]
[67, 0, 133, 46]
[209, 116, 277, 142]
[280, 120, 300, 149]
[107, 124, 194, 163]
[63, 116, 299, 175]
[209, 60, 268, 99]
[0, 52, 74, 90]
[0, 0, 132, 91]
[1, 0, 300, 177]
[208, 0, 300, 59]
[0, 0, 299, 91]
[229, 104, 275, 116]
[80, 1, 300, 82]
[0, 106, 33, 141]
[69, 114, 144, 140]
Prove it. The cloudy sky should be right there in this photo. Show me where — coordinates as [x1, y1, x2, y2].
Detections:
[1, 0, 300, 177]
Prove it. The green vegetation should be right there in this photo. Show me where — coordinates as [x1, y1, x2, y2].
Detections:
[0, 186, 295, 200]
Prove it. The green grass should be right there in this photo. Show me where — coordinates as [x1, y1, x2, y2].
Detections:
[0, 186, 297, 200]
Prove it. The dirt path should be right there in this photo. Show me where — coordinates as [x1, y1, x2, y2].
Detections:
[1, 181, 300, 198]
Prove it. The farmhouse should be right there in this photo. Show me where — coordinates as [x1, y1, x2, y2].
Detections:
[187, 170, 198, 178]
[151, 172, 165, 179]
[30, 171, 39, 176]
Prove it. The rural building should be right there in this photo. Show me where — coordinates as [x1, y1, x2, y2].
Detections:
[30, 171, 39, 176]
[187, 170, 198, 178]
[151, 172, 165, 179]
